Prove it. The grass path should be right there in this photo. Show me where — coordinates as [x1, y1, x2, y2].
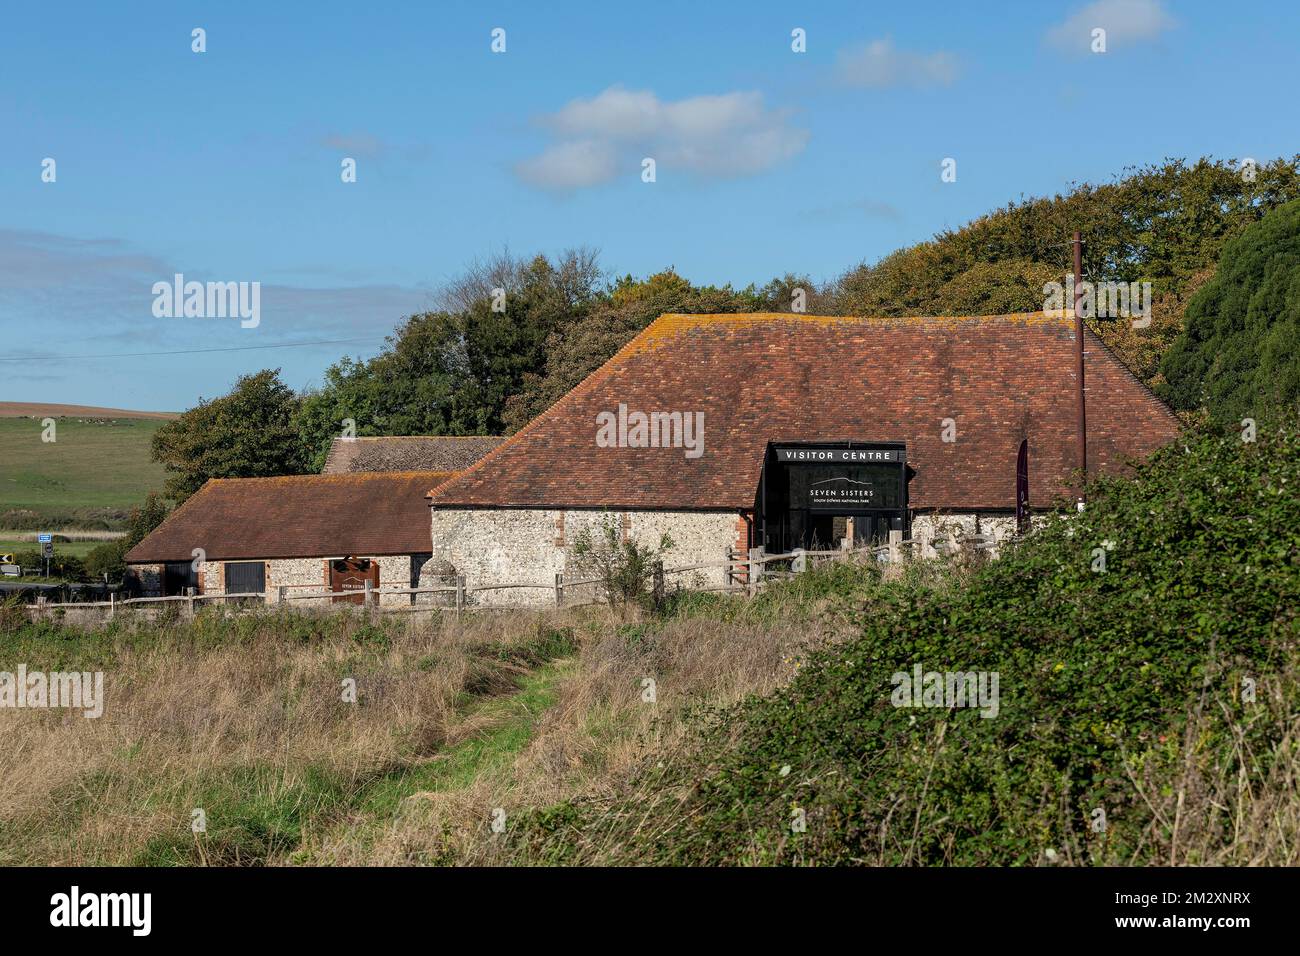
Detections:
[293, 658, 573, 862]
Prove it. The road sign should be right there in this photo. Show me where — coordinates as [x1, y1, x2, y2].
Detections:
[42, 541, 54, 558]
[37, 533, 53, 543]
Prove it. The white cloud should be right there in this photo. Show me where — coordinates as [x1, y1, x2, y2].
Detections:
[516, 86, 808, 191]
[1046, 0, 1176, 53]
[834, 38, 959, 89]
[516, 139, 619, 190]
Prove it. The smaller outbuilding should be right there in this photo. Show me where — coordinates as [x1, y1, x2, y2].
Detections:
[125, 471, 456, 605]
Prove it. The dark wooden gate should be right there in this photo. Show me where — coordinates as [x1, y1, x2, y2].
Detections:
[330, 558, 378, 604]
[163, 561, 199, 596]
[223, 561, 266, 606]
[223, 561, 266, 600]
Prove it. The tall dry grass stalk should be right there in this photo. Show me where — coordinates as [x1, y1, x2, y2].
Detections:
[1112, 667, 1300, 867]
[0, 607, 581, 865]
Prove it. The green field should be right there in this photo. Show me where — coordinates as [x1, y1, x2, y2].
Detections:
[0, 535, 114, 559]
[0, 417, 169, 530]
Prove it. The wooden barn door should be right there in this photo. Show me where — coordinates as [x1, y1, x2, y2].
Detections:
[330, 558, 378, 604]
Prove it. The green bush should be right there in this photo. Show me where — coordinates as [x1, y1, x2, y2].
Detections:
[11, 548, 86, 581]
[84, 540, 128, 580]
[1161, 198, 1300, 420]
[572, 515, 673, 611]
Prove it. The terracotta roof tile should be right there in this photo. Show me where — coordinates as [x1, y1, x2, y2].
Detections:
[430, 312, 1182, 511]
[125, 472, 455, 563]
[322, 435, 503, 473]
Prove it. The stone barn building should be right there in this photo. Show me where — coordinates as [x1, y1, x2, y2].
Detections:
[424, 311, 1182, 605]
[125, 471, 456, 606]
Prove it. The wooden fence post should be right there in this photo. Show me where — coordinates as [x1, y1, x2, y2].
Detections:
[108, 592, 115, 620]
[747, 547, 764, 596]
[554, 572, 564, 608]
[455, 575, 465, 613]
[185, 586, 196, 619]
[364, 580, 377, 622]
[652, 560, 665, 607]
[792, 548, 806, 573]
[889, 529, 903, 564]
[277, 585, 287, 606]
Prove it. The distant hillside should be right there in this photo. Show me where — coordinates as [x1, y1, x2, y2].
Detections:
[0, 415, 169, 530]
[0, 402, 178, 420]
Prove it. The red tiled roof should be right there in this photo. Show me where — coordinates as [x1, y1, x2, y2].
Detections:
[125, 472, 455, 563]
[321, 435, 503, 474]
[429, 312, 1182, 511]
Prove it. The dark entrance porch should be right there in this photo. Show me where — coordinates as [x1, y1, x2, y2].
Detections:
[759, 442, 910, 552]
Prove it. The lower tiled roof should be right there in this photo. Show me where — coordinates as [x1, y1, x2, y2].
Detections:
[125, 472, 455, 563]
[322, 435, 503, 474]
[428, 312, 1183, 511]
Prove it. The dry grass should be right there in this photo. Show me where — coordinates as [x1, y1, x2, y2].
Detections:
[0, 587, 844, 866]
[0, 607, 580, 865]
[307, 594, 850, 865]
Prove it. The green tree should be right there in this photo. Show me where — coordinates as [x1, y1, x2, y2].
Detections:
[152, 369, 308, 503]
[827, 156, 1300, 387]
[502, 268, 769, 431]
[84, 493, 171, 581]
[299, 250, 604, 458]
[1160, 199, 1300, 420]
[298, 312, 472, 470]
[460, 251, 603, 433]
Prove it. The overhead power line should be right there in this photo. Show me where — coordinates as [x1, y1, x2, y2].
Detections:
[0, 337, 384, 362]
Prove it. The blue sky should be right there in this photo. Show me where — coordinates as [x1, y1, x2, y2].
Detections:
[1, 0, 1295, 411]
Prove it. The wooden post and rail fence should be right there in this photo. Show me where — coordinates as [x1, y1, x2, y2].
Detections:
[19, 528, 1009, 618]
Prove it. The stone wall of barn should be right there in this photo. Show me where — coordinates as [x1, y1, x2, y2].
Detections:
[129, 555, 418, 607]
[424, 508, 1050, 607]
[132, 511, 1039, 610]
[424, 509, 740, 607]
[909, 512, 1021, 556]
[261, 556, 416, 608]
